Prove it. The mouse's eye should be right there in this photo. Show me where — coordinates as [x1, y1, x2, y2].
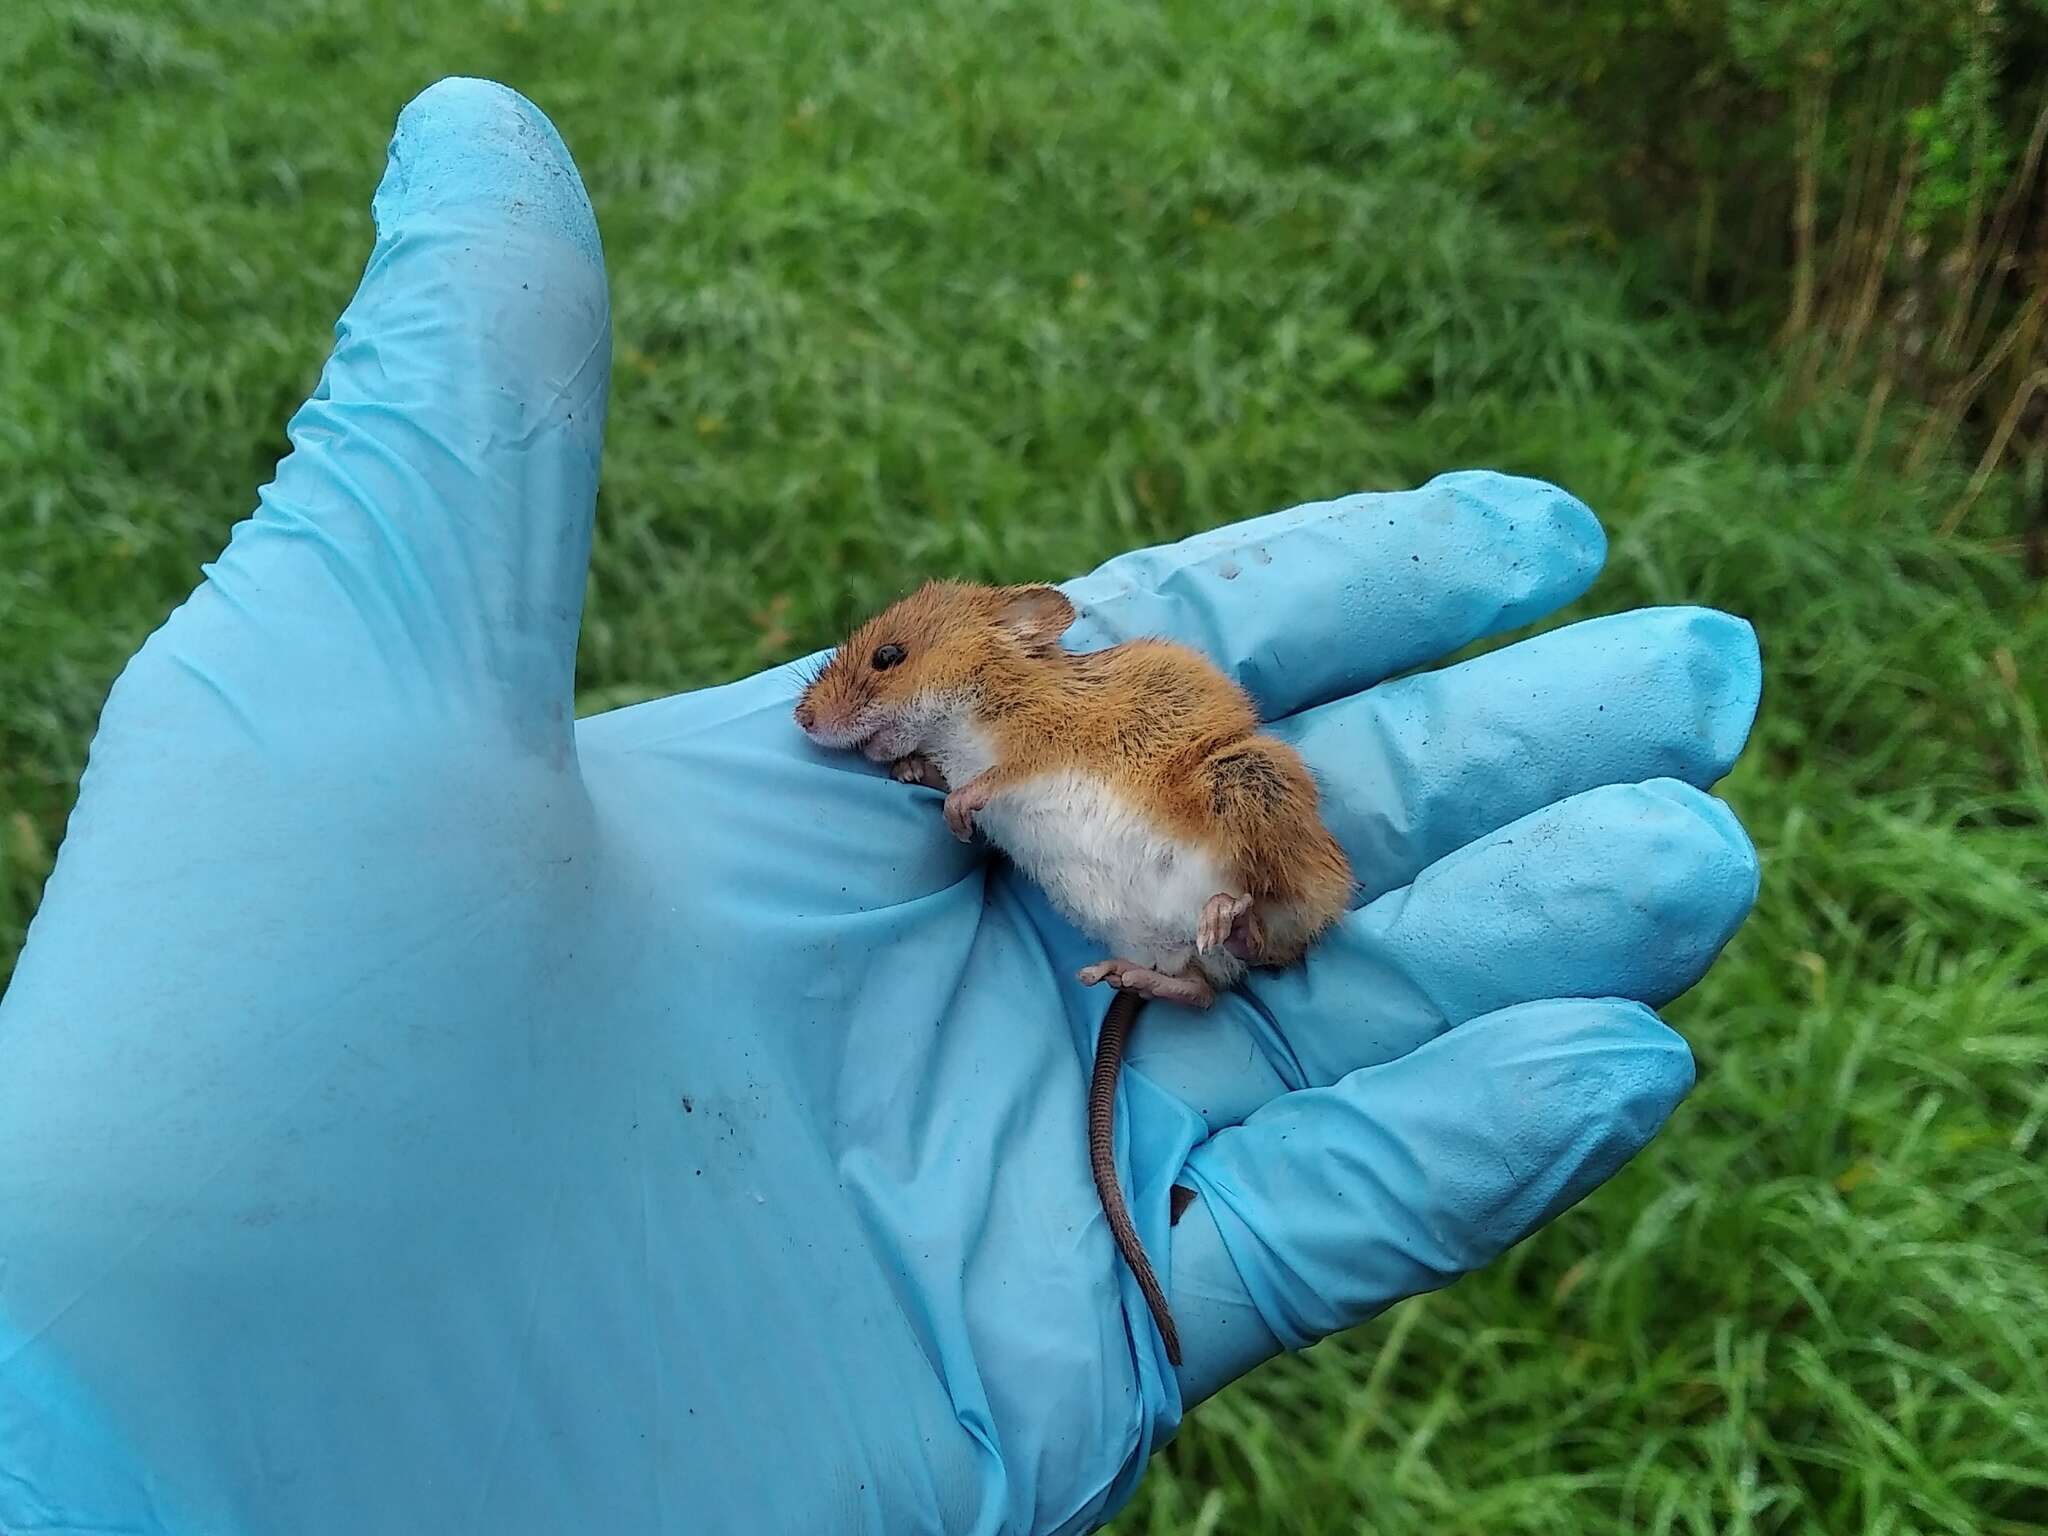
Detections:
[871, 643, 907, 671]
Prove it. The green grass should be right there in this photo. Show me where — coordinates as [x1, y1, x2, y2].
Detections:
[4, 0, 2046, 1530]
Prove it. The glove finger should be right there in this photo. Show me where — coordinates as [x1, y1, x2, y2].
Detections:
[1060, 471, 1604, 720]
[110, 79, 608, 765]
[1168, 998, 1694, 1402]
[1275, 606, 1761, 902]
[1118, 778, 1755, 1127]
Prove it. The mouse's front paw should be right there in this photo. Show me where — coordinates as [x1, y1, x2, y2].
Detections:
[891, 753, 948, 791]
[941, 773, 996, 841]
[943, 792, 978, 840]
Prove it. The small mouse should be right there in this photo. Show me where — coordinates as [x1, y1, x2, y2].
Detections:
[794, 580, 1352, 1366]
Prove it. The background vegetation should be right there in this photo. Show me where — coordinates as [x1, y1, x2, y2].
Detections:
[3, 0, 2044, 1530]
[1421, 0, 2048, 560]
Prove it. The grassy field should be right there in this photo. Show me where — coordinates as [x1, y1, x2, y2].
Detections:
[5, 0, 2047, 1530]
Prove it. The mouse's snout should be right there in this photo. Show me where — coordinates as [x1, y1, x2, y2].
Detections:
[794, 651, 886, 750]
[793, 679, 861, 747]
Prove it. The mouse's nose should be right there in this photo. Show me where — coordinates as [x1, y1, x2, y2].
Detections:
[793, 699, 816, 732]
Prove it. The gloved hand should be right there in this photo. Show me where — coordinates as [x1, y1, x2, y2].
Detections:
[0, 79, 1761, 1536]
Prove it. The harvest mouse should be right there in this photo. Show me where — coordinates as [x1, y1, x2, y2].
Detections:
[794, 581, 1352, 1366]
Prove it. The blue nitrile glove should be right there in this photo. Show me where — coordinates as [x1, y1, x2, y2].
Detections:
[0, 79, 1761, 1536]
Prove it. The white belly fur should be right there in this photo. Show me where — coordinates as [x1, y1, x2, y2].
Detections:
[975, 769, 1231, 973]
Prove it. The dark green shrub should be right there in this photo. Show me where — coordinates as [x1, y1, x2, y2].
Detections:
[1416, 0, 2048, 552]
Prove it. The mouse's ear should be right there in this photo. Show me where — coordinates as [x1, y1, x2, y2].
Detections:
[995, 585, 1077, 653]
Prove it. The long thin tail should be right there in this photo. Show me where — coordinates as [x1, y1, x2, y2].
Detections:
[1088, 989, 1182, 1367]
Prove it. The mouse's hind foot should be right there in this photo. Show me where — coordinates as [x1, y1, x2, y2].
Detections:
[1078, 959, 1215, 1009]
[1196, 892, 1258, 957]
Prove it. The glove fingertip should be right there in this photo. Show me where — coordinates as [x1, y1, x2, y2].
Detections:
[1529, 1001, 1695, 1222]
[1623, 778, 1762, 949]
[1677, 606, 1764, 775]
[374, 77, 603, 269]
[1426, 469, 1608, 600]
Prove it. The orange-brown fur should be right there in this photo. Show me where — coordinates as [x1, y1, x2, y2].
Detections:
[795, 581, 1353, 965]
